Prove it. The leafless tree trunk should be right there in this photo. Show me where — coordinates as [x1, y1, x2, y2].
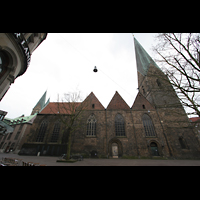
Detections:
[50, 91, 86, 160]
[152, 33, 200, 117]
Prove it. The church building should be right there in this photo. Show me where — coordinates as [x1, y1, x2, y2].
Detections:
[19, 38, 200, 159]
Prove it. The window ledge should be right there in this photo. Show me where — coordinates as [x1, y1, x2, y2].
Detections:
[85, 135, 97, 138]
[145, 136, 157, 138]
[116, 136, 127, 138]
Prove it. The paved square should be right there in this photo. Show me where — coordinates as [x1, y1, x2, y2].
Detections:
[1, 153, 200, 166]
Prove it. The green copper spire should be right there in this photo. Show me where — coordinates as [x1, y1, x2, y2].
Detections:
[31, 91, 49, 115]
[134, 37, 161, 76]
[33, 90, 47, 109]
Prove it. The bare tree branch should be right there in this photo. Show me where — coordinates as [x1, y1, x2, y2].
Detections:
[49, 91, 87, 159]
[153, 33, 200, 117]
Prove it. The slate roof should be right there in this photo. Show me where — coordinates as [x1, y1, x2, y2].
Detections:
[134, 37, 161, 76]
[107, 91, 130, 110]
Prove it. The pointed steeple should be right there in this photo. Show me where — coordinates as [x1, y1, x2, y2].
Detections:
[81, 92, 105, 110]
[31, 91, 48, 115]
[134, 37, 161, 76]
[107, 91, 130, 110]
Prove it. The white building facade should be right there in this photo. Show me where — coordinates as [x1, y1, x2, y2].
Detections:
[0, 33, 47, 100]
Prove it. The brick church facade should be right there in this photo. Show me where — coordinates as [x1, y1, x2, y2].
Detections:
[19, 38, 200, 159]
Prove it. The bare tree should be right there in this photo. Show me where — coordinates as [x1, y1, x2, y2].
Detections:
[152, 33, 200, 117]
[50, 91, 86, 160]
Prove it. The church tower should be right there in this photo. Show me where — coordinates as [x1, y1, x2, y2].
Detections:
[134, 37, 189, 124]
[31, 91, 50, 115]
[134, 37, 200, 158]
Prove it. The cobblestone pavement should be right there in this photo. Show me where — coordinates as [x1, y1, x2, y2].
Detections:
[1, 153, 200, 166]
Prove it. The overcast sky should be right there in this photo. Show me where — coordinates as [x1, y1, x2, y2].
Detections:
[0, 33, 157, 119]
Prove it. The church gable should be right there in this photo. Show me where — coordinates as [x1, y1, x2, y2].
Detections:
[81, 92, 105, 110]
[107, 91, 130, 110]
[131, 92, 155, 110]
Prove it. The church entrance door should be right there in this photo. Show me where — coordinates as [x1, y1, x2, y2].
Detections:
[150, 142, 159, 156]
[112, 143, 118, 158]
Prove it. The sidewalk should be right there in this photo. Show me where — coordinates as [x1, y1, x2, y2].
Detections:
[1, 153, 200, 166]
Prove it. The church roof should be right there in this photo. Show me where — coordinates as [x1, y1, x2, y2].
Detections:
[107, 91, 130, 110]
[40, 102, 82, 114]
[189, 117, 200, 122]
[134, 38, 161, 76]
[131, 92, 155, 110]
[81, 92, 105, 110]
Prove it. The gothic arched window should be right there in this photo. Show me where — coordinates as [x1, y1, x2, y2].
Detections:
[142, 114, 156, 137]
[50, 121, 60, 143]
[36, 120, 48, 142]
[115, 114, 125, 136]
[87, 114, 96, 136]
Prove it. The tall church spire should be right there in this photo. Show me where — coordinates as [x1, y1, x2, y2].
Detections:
[134, 37, 161, 76]
[31, 91, 50, 115]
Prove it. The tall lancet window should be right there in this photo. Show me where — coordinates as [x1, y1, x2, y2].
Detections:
[87, 114, 96, 136]
[50, 121, 60, 143]
[142, 114, 156, 137]
[36, 120, 48, 142]
[115, 114, 125, 136]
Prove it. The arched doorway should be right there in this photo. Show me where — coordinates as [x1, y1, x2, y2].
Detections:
[112, 143, 118, 158]
[150, 142, 159, 156]
[108, 138, 123, 158]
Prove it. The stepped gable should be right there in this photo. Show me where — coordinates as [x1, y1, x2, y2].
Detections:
[107, 91, 130, 110]
[131, 92, 155, 110]
[81, 92, 105, 110]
